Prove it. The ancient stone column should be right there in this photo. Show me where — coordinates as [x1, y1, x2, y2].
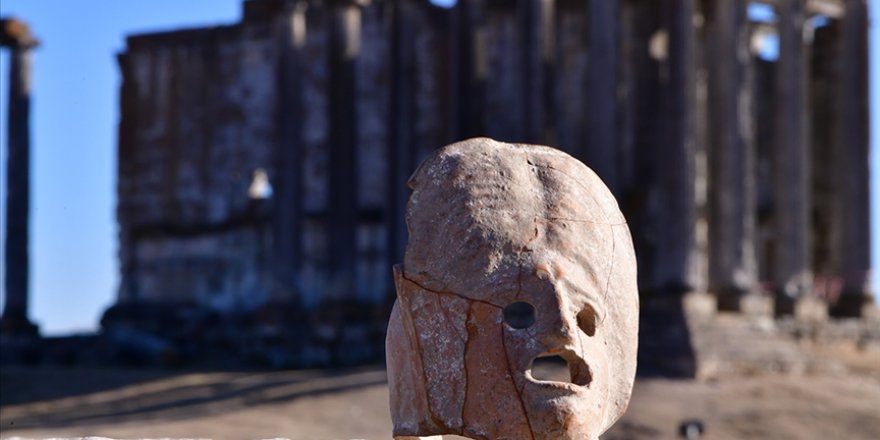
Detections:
[388, 0, 415, 266]
[328, 1, 361, 298]
[390, 0, 454, 265]
[772, 0, 812, 312]
[1, 18, 39, 336]
[654, 0, 704, 294]
[451, 0, 487, 139]
[272, 2, 307, 297]
[617, 0, 663, 292]
[586, 0, 620, 194]
[705, 0, 759, 311]
[807, 23, 836, 298]
[831, 0, 872, 316]
[518, 0, 554, 144]
[692, 0, 711, 297]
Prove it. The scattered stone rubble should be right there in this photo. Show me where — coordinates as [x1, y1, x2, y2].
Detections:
[683, 292, 880, 379]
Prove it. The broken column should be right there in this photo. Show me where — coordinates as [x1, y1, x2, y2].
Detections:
[0, 18, 39, 337]
[705, 0, 760, 312]
[831, 0, 872, 317]
[773, 0, 812, 313]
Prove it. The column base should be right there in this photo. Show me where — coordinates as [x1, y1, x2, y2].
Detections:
[716, 291, 773, 317]
[0, 314, 39, 338]
[774, 294, 796, 316]
[792, 295, 828, 324]
[830, 292, 874, 318]
[683, 291, 717, 322]
[863, 304, 880, 324]
[715, 291, 741, 312]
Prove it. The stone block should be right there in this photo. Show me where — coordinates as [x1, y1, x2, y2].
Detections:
[794, 295, 829, 324]
[739, 293, 774, 317]
[683, 292, 716, 322]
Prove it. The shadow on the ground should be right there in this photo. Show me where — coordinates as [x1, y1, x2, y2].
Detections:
[0, 365, 387, 430]
[636, 294, 697, 378]
[0, 366, 179, 406]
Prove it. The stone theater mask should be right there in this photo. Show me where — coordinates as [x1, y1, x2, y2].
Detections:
[386, 138, 639, 440]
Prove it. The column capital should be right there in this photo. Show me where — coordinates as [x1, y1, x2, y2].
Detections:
[0, 17, 39, 49]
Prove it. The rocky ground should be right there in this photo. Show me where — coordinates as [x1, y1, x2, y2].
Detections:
[1, 342, 878, 440]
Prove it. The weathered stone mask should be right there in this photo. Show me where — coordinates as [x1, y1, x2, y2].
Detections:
[386, 138, 639, 440]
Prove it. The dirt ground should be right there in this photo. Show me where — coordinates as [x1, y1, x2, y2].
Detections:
[2, 345, 878, 440]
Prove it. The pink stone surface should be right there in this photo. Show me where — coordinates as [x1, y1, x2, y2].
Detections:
[387, 138, 639, 440]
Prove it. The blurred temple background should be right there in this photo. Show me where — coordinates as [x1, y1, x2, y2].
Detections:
[1, 0, 878, 375]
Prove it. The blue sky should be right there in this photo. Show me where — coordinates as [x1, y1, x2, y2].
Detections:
[0, 0, 243, 334]
[0, 0, 878, 335]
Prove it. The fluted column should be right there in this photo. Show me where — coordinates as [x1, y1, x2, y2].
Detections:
[654, 0, 704, 294]
[389, 0, 414, 266]
[519, 0, 555, 144]
[773, 0, 812, 312]
[831, 0, 872, 316]
[328, 1, 361, 298]
[273, 2, 307, 298]
[586, 0, 620, 194]
[706, 0, 759, 310]
[451, 0, 487, 139]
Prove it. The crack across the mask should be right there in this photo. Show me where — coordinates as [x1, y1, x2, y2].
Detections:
[401, 270, 598, 395]
[400, 271, 504, 309]
[399, 267, 599, 439]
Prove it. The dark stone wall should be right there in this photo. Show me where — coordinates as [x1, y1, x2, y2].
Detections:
[117, 20, 279, 311]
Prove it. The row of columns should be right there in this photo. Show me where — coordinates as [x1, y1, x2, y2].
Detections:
[692, 0, 870, 315]
[265, 0, 871, 315]
[421, 0, 873, 315]
[273, 0, 367, 301]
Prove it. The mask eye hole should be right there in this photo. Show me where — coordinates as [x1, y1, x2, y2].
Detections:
[504, 301, 536, 329]
[577, 306, 597, 337]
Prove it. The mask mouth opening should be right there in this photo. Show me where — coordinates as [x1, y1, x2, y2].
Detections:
[527, 351, 592, 387]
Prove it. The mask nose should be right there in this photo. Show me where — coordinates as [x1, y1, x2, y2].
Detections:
[536, 288, 581, 350]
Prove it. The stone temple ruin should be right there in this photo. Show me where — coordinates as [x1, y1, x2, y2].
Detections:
[83, 0, 874, 368]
